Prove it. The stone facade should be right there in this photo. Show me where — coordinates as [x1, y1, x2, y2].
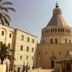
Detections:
[36, 3, 72, 72]
[0, 24, 37, 71]
[14, 29, 37, 71]
[0, 24, 14, 48]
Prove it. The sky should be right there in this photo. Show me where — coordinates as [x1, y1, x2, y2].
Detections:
[5, 0, 72, 42]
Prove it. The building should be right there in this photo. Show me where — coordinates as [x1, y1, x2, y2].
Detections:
[1, 2, 72, 72]
[13, 29, 37, 72]
[0, 24, 37, 72]
[0, 24, 14, 48]
[36, 3, 72, 72]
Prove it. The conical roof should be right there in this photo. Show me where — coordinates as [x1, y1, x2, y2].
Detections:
[47, 3, 69, 28]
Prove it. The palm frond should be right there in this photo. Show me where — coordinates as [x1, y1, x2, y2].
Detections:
[3, 15, 10, 26]
[1, 2, 13, 5]
[0, 1, 15, 26]
[0, 13, 4, 25]
[0, 43, 15, 63]
[2, 13, 11, 21]
[0, 7, 16, 12]
[0, 6, 8, 12]
[7, 7, 16, 12]
[0, 17, 4, 25]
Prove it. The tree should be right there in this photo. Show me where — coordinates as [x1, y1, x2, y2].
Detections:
[0, 43, 14, 64]
[0, 0, 15, 26]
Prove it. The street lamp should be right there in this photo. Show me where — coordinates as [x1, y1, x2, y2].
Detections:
[37, 57, 40, 72]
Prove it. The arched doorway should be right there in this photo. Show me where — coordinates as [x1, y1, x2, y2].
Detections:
[51, 60, 54, 68]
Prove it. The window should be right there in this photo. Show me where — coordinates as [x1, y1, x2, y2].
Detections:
[45, 51, 47, 55]
[39, 52, 40, 55]
[27, 37, 30, 42]
[65, 39, 67, 43]
[51, 60, 54, 68]
[20, 45, 23, 51]
[0, 42, 3, 45]
[67, 63, 71, 71]
[55, 39, 57, 44]
[32, 56, 33, 60]
[8, 43, 10, 48]
[51, 28, 57, 32]
[21, 35, 24, 40]
[9, 33, 11, 38]
[69, 40, 71, 43]
[17, 67, 20, 72]
[59, 51, 61, 55]
[63, 29, 64, 32]
[27, 47, 29, 52]
[58, 28, 64, 32]
[0, 42, 3, 47]
[2, 31, 4, 36]
[32, 39, 34, 43]
[50, 39, 53, 44]
[20, 55, 22, 60]
[26, 56, 28, 60]
[32, 48, 34, 52]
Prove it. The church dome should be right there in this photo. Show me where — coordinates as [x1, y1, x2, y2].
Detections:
[41, 3, 72, 44]
[47, 3, 69, 28]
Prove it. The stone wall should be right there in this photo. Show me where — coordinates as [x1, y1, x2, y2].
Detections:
[0, 64, 6, 72]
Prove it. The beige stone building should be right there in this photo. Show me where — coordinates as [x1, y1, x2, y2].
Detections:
[14, 29, 37, 71]
[36, 3, 72, 72]
[0, 24, 14, 48]
[0, 24, 37, 71]
[1, 2, 72, 72]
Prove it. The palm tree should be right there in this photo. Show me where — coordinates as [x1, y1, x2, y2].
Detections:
[0, 0, 15, 26]
[0, 43, 14, 64]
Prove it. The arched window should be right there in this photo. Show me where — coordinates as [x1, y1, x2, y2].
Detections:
[21, 35, 24, 40]
[65, 39, 67, 43]
[27, 47, 29, 52]
[50, 39, 53, 44]
[9, 33, 12, 38]
[20, 45, 23, 51]
[32, 39, 34, 43]
[32, 48, 34, 52]
[27, 37, 30, 42]
[38, 52, 40, 55]
[51, 60, 54, 68]
[1, 31, 4, 36]
[69, 40, 71, 43]
[8, 43, 10, 49]
[59, 51, 61, 55]
[45, 51, 47, 55]
[26, 56, 28, 60]
[20, 55, 22, 60]
[55, 39, 57, 44]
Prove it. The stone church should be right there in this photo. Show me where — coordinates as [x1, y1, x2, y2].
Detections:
[36, 3, 72, 72]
